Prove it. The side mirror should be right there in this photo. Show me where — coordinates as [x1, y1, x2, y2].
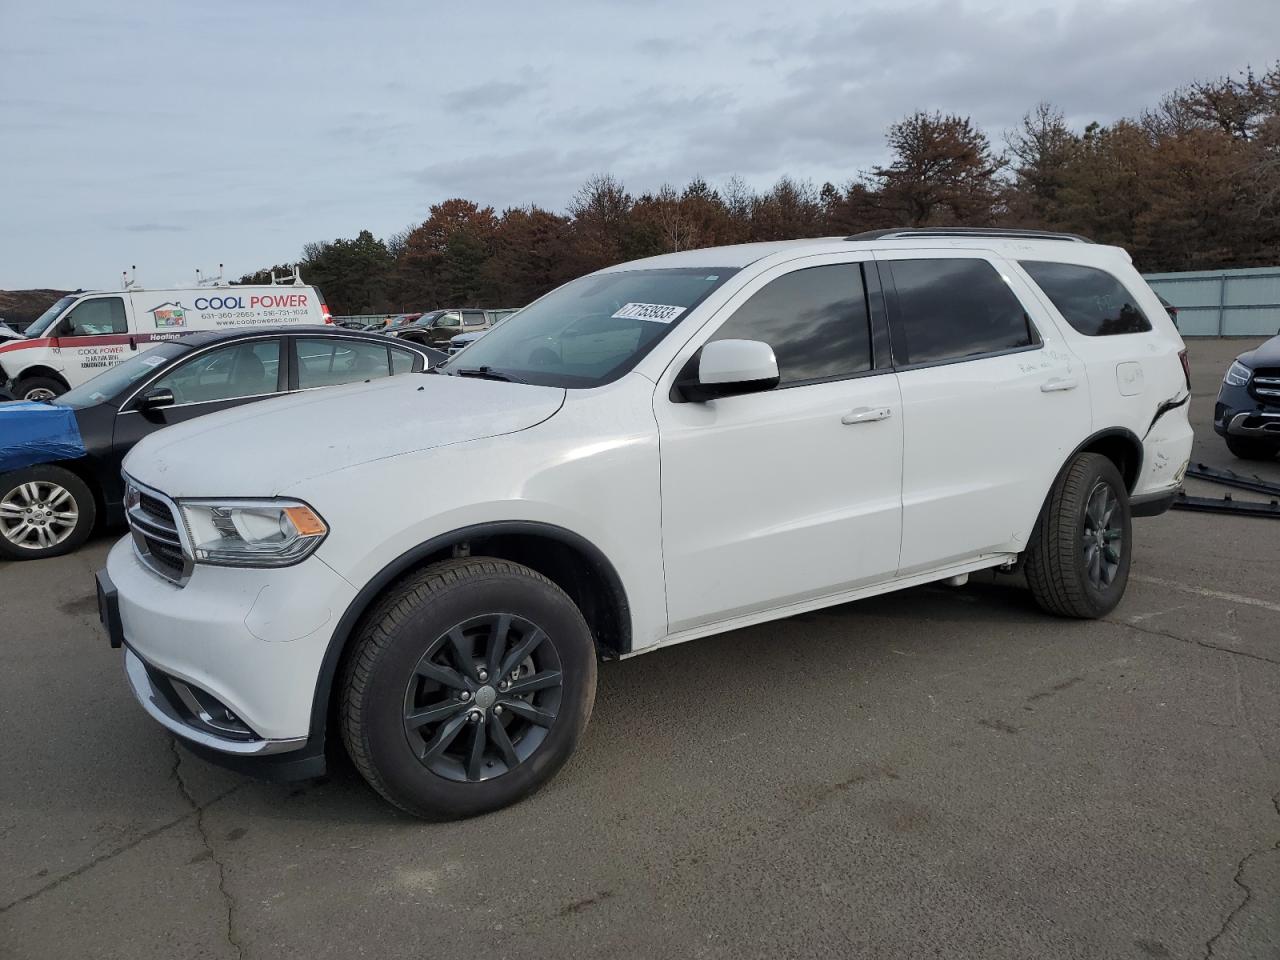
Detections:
[139, 387, 175, 411]
[677, 339, 779, 403]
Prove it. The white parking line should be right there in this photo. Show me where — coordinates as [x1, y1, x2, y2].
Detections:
[1131, 574, 1280, 614]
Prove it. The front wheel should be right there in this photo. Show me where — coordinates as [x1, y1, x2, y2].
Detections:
[340, 557, 597, 819]
[15, 376, 67, 402]
[1024, 453, 1132, 619]
[0, 465, 97, 560]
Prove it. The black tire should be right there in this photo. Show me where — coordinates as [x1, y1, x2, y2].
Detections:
[1024, 453, 1132, 619]
[1225, 435, 1279, 461]
[15, 376, 67, 401]
[340, 557, 597, 819]
[0, 465, 97, 561]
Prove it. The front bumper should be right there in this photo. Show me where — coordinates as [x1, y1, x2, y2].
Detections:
[1214, 381, 1280, 438]
[103, 535, 358, 776]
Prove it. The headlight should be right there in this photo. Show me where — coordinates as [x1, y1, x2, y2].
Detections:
[1224, 360, 1252, 387]
[178, 499, 327, 567]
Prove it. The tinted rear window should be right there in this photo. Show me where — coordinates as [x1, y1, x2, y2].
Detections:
[1020, 261, 1152, 336]
[889, 259, 1037, 365]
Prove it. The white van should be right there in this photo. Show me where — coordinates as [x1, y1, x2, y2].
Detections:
[0, 280, 331, 401]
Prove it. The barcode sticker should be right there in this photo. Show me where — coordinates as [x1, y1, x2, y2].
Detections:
[611, 302, 686, 324]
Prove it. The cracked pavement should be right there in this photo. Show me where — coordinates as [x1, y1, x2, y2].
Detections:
[2, 339, 1278, 959]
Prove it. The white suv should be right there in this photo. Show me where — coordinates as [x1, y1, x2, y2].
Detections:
[98, 229, 1193, 819]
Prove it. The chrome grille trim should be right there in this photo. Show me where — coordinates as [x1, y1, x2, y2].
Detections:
[124, 476, 193, 586]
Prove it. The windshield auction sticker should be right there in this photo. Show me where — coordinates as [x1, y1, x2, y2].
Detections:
[611, 302, 686, 324]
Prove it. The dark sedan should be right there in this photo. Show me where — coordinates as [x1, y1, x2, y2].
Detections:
[1214, 333, 1280, 460]
[0, 326, 443, 560]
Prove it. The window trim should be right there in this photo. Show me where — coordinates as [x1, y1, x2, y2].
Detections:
[878, 255, 1045, 371]
[665, 254, 891, 403]
[289, 334, 409, 391]
[58, 294, 129, 338]
[137, 336, 286, 409]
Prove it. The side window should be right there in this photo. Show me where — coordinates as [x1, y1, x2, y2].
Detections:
[297, 338, 392, 388]
[1019, 261, 1153, 336]
[462, 311, 486, 327]
[708, 263, 872, 386]
[389, 348, 416, 374]
[61, 297, 127, 337]
[889, 259, 1036, 365]
[152, 339, 281, 405]
[438, 312, 462, 328]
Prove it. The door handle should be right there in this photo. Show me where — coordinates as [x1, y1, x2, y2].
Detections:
[841, 406, 893, 425]
[1040, 377, 1078, 393]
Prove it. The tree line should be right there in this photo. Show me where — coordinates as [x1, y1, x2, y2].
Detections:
[241, 64, 1280, 316]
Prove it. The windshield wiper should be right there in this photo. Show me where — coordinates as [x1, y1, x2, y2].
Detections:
[453, 365, 524, 384]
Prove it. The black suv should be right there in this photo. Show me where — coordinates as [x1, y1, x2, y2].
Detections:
[1214, 334, 1280, 460]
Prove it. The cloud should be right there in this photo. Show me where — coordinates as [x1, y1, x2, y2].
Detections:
[445, 80, 535, 112]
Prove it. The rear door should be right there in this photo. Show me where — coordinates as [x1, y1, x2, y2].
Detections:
[291, 336, 423, 390]
[877, 251, 1090, 575]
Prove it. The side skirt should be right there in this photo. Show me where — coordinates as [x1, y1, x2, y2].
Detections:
[626, 553, 1018, 658]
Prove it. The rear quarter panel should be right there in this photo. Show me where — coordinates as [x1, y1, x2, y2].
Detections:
[1007, 248, 1192, 497]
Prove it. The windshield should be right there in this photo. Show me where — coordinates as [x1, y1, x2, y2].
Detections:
[445, 268, 735, 387]
[53, 343, 188, 409]
[23, 296, 78, 339]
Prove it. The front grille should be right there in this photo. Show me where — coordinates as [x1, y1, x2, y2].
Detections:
[1250, 368, 1280, 402]
[126, 480, 191, 585]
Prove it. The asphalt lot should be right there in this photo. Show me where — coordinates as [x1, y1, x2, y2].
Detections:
[2, 338, 1278, 960]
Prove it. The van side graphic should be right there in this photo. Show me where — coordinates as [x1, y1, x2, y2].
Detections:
[149, 302, 187, 328]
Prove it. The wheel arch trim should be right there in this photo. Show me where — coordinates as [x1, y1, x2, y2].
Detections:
[306, 520, 631, 753]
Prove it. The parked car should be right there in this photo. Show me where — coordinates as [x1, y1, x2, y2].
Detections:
[0, 320, 23, 343]
[0, 278, 332, 402]
[100, 228, 1192, 819]
[382, 313, 423, 332]
[0, 327, 443, 560]
[390, 308, 490, 347]
[1214, 333, 1280, 460]
[448, 310, 519, 355]
[1156, 294, 1179, 330]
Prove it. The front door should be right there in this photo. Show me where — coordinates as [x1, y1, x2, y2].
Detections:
[111, 338, 286, 480]
[53, 296, 134, 386]
[876, 251, 1091, 575]
[655, 255, 903, 634]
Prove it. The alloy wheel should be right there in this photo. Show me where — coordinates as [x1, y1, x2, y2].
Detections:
[402, 613, 563, 783]
[1082, 480, 1123, 589]
[0, 481, 79, 550]
[24, 387, 56, 401]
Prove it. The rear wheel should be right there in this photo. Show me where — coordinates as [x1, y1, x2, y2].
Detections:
[0, 465, 96, 560]
[1225, 435, 1279, 461]
[15, 376, 66, 402]
[340, 557, 597, 819]
[1024, 453, 1132, 619]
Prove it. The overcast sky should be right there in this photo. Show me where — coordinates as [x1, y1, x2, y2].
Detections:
[1, 0, 1276, 290]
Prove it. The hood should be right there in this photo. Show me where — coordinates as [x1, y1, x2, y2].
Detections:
[1240, 334, 1280, 369]
[124, 374, 565, 497]
[0, 401, 86, 473]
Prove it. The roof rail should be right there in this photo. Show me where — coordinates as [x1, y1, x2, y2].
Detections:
[845, 227, 1093, 244]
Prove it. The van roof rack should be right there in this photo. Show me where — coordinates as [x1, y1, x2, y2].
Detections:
[845, 227, 1093, 244]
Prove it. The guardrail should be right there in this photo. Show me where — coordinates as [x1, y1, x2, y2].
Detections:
[1144, 267, 1280, 337]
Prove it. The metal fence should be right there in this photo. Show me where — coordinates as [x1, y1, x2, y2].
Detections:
[1143, 267, 1280, 337]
